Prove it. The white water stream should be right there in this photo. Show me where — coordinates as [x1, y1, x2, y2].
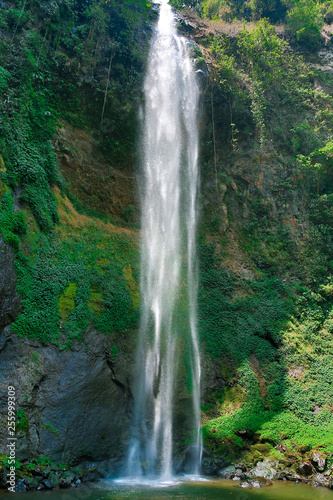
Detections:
[126, 0, 201, 479]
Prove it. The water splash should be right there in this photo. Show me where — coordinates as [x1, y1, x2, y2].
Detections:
[126, 0, 201, 479]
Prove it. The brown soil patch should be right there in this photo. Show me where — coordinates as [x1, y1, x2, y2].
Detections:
[250, 353, 267, 399]
[54, 186, 139, 239]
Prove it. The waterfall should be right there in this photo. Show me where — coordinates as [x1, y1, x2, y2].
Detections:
[126, 0, 201, 479]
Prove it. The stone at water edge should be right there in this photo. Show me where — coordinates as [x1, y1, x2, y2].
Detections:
[202, 457, 230, 475]
[311, 473, 332, 488]
[239, 480, 251, 488]
[24, 477, 39, 490]
[239, 477, 273, 488]
[59, 471, 76, 488]
[80, 469, 100, 483]
[218, 465, 237, 479]
[48, 471, 60, 487]
[250, 459, 278, 480]
[41, 480, 53, 489]
[16, 479, 26, 492]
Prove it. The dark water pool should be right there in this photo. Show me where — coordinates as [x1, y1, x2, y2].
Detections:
[5, 479, 333, 500]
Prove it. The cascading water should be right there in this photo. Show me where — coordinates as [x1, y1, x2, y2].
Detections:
[126, 0, 201, 479]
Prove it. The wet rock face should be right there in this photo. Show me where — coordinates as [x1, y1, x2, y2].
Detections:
[0, 237, 21, 332]
[201, 458, 231, 476]
[201, 354, 226, 397]
[0, 328, 134, 464]
[59, 471, 76, 488]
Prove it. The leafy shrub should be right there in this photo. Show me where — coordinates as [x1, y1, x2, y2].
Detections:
[198, 242, 290, 360]
[0, 66, 10, 92]
[287, 0, 323, 51]
[0, 191, 27, 251]
[250, 0, 287, 21]
[202, 0, 223, 18]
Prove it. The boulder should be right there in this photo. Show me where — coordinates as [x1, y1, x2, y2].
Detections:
[218, 465, 237, 479]
[239, 478, 272, 488]
[16, 479, 26, 493]
[41, 480, 53, 489]
[195, 456, 225, 476]
[24, 477, 39, 490]
[311, 473, 331, 488]
[311, 451, 326, 472]
[250, 459, 278, 480]
[0, 328, 134, 464]
[236, 462, 247, 472]
[81, 469, 100, 483]
[59, 471, 75, 488]
[29, 465, 44, 477]
[48, 471, 60, 488]
[296, 461, 313, 476]
[239, 481, 251, 488]
[201, 458, 217, 475]
[288, 472, 304, 483]
[41, 466, 51, 478]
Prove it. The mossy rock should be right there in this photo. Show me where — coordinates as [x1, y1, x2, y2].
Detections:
[58, 283, 78, 321]
[123, 264, 140, 310]
[220, 385, 246, 415]
[88, 290, 104, 316]
[296, 445, 309, 454]
[280, 458, 296, 466]
[250, 443, 270, 455]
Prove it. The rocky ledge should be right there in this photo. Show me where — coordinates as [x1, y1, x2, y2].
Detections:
[202, 449, 333, 489]
[0, 458, 121, 493]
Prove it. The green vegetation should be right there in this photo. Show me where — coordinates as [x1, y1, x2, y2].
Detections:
[16, 409, 29, 433]
[199, 242, 290, 360]
[0, 0, 146, 346]
[199, 236, 333, 459]
[172, 0, 328, 51]
[0, 191, 27, 250]
[43, 423, 61, 437]
[196, 13, 333, 466]
[1, 0, 333, 477]
[59, 282, 78, 321]
[10, 195, 139, 347]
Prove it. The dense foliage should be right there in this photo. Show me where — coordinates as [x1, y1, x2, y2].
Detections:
[0, 0, 148, 346]
[171, 0, 331, 50]
[195, 16, 333, 462]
